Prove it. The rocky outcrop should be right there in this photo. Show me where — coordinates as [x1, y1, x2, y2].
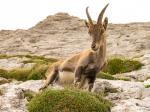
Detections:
[0, 79, 150, 112]
[0, 80, 42, 112]
[0, 57, 34, 70]
[0, 13, 150, 112]
[93, 79, 150, 112]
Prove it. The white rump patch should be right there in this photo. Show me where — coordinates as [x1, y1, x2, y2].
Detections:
[58, 71, 74, 85]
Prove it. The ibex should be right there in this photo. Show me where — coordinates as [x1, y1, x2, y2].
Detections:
[40, 4, 109, 91]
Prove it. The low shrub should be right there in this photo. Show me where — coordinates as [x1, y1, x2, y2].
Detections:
[28, 89, 111, 112]
[145, 85, 150, 88]
[24, 90, 36, 101]
[27, 64, 48, 80]
[8, 68, 31, 81]
[0, 89, 3, 95]
[97, 72, 116, 80]
[103, 58, 143, 75]
[0, 55, 58, 81]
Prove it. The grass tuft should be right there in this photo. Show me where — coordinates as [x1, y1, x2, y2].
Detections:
[97, 57, 143, 80]
[145, 85, 150, 88]
[97, 72, 116, 80]
[27, 64, 48, 80]
[0, 89, 3, 96]
[0, 54, 10, 59]
[97, 72, 130, 81]
[23, 55, 57, 65]
[28, 89, 112, 112]
[0, 69, 8, 78]
[103, 58, 143, 75]
[8, 68, 31, 81]
[0, 54, 58, 81]
[24, 90, 36, 102]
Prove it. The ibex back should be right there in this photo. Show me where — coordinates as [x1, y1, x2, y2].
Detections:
[40, 4, 109, 91]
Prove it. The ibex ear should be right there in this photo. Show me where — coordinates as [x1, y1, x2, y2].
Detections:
[103, 17, 108, 30]
[85, 20, 90, 28]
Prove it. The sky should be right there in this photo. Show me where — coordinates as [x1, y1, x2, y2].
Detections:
[0, 0, 149, 30]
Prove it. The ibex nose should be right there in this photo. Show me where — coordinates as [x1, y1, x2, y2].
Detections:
[91, 44, 96, 49]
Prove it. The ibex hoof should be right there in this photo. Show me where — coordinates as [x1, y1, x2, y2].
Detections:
[39, 86, 47, 91]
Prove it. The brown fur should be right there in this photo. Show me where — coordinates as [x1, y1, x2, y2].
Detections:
[40, 4, 109, 91]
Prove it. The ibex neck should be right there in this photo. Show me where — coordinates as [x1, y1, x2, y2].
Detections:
[96, 37, 106, 68]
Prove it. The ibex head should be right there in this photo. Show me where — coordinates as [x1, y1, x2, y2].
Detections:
[85, 4, 109, 51]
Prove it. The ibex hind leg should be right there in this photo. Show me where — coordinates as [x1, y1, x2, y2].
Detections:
[77, 75, 86, 89]
[40, 66, 59, 90]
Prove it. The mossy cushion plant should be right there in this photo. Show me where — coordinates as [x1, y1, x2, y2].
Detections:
[0, 55, 58, 81]
[103, 58, 143, 75]
[96, 57, 143, 80]
[145, 85, 150, 88]
[28, 89, 111, 112]
[97, 72, 130, 81]
[0, 89, 3, 96]
[27, 64, 48, 80]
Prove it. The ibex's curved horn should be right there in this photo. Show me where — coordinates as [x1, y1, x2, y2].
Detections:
[97, 4, 109, 25]
[86, 7, 93, 26]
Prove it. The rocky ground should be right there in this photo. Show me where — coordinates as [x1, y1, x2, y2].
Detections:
[0, 13, 150, 112]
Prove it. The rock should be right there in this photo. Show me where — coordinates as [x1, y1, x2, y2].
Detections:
[0, 82, 26, 112]
[94, 79, 150, 112]
[23, 63, 35, 69]
[0, 57, 24, 70]
[0, 57, 35, 71]
[112, 98, 150, 112]
[0, 77, 9, 85]
[93, 80, 118, 94]
[17, 80, 43, 92]
[144, 79, 150, 85]
[0, 80, 44, 112]
[96, 79, 144, 99]
[0, 79, 65, 112]
[142, 88, 150, 98]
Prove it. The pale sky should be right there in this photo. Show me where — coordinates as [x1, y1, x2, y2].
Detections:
[0, 0, 149, 30]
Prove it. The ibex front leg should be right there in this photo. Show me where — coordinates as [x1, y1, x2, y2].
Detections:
[74, 66, 83, 86]
[87, 74, 96, 91]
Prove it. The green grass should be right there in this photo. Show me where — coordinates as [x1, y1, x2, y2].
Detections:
[0, 69, 8, 79]
[0, 54, 10, 59]
[0, 64, 50, 81]
[97, 72, 130, 81]
[0, 54, 57, 64]
[24, 90, 36, 101]
[0, 89, 3, 96]
[97, 72, 116, 80]
[103, 58, 143, 75]
[28, 89, 112, 112]
[8, 68, 31, 81]
[22, 55, 57, 65]
[145, 85, 150, 88]
[0, 54, 58, 81]
[117, 77, 130, 81]
[96, 57, 143, 81]
[27, 64, 48, 80]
